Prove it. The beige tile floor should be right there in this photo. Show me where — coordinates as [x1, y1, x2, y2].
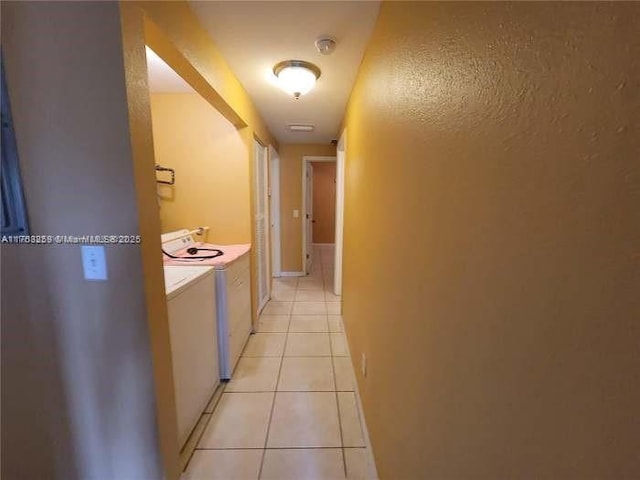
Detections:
[183, 245, 375, 480]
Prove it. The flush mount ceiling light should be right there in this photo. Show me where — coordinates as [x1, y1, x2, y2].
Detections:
[273, 60, 321, 100]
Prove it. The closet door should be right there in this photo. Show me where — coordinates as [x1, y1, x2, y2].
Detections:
[253, 139, 270, 313]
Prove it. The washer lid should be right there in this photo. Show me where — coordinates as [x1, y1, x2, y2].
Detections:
[163, 265, 214, 298]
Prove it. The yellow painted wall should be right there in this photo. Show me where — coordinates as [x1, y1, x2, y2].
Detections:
[2, 2, 163, 478]
[279, 144, 336, 272]
[119, 2, 278, 477]
[150, 93, 251, 243]
[311, 162, 336, 244]
[342, 2, 640, 479]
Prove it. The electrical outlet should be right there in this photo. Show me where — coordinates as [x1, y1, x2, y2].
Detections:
[361, 353, 367, 377]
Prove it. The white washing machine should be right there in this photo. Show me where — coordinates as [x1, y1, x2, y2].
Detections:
[164, 265, 219, 449]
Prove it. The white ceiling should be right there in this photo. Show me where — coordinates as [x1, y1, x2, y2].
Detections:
[145, 46, 194, 93]
[188, 1, 381, 144]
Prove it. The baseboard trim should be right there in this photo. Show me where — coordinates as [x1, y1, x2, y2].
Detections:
[340, 333, 379, 479]
[279, 271, 305, 277]
[354, 373, 379, 479]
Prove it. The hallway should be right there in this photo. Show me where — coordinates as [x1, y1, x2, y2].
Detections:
[3, 2, 638, 479]
[184, 245, 374, 479]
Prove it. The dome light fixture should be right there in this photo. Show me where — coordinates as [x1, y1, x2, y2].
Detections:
[273, 60, 321, 100]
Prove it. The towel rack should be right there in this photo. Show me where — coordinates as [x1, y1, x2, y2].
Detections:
[155, 164, 175, 185]
[163, 227, 210, 242]
[182, 226, 209, 238]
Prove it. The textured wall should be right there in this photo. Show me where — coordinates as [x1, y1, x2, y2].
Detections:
[342, 2, 640, 479]
[279, 144, 336, 272]
[150, 93, 250, 243]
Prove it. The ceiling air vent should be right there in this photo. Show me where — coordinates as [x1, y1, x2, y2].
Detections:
[289, 124, 314, 132]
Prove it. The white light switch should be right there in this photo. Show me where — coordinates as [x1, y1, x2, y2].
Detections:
[82, 246, 108, 281]
[293, 209, 300, 218]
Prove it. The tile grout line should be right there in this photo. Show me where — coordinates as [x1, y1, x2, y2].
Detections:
[322, 256, 349, 480]
[195, 446, 366, 451]
[256, 251, 343, 478]
[188, 364, 231, 461]
[189, 265, 328, 476]
[192, 305, 283, 464]
[326, 250, 349, 478]
[225, 389, 347, 393]
[242, 351, 337, 359]
[256, 311, 289, 479]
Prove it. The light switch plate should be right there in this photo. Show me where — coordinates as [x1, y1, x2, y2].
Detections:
[293, 209, 300, 218]
[81, 245, 108, 281]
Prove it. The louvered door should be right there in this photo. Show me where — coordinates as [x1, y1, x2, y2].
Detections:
[253, 140, 270, 313]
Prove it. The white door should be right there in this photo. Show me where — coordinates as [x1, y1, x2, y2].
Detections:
[305, 163, 314, 274]
[254, 139, 270, 312]
[268, 146, 281, 277]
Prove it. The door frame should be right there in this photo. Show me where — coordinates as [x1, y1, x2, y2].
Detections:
[268, 145, 282, 277]
[305, 162, 314, 274]
[301, 155, 337, 275]
[334, 131, 346, 296]
[254, 137, 270, 313]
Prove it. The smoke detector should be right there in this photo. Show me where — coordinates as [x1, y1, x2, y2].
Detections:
[315, 37, 336, 55]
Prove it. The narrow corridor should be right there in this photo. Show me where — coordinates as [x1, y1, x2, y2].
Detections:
[184, 245, 374, 479]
